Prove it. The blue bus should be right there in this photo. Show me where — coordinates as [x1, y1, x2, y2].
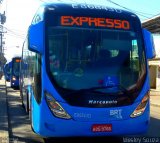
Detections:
[4, 61, 12, 82]
[10, 57, 21, 89]
[20, 3, 155, 137]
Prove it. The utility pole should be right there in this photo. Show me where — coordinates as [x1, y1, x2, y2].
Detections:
[0, 0, 6, 79]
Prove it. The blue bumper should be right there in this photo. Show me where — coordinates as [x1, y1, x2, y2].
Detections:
[11, 79, 19, 87]
[41, 115, 149, 137]
[32, 100, 150, 137]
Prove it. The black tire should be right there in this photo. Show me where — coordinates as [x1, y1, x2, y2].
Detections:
[20, 88, 25, 108]
[21, 101, 25, 109]
[26, 92, 29, 114]
[30, 101, 36, 134]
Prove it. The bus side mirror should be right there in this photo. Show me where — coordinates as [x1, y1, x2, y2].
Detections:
[143, 29, 156, 59]
[28, 22, 44, 54]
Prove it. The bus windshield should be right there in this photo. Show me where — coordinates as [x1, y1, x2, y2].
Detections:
[13, 60, 21, 77]
[46, 27, 146, 92]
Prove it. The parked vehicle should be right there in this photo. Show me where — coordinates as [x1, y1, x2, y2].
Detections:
[20, 3, 155, 137]
[4, 62, 12, 81]
[10, 57, 21, 89]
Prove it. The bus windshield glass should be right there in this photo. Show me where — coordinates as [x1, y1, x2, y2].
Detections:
[5, 64, 11, 75]
[13, 60, 21, 77]
[46, 27, 146, 92]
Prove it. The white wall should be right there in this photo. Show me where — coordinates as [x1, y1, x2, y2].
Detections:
[153, 34, 160, 58]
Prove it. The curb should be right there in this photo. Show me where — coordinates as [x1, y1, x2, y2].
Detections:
[0, 79, 9, 143]
[150, 90, 160, 96]
[150, 103, 160, 107]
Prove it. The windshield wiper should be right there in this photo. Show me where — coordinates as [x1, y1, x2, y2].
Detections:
[89, 84, 128, 93]
[65, 84, 129, 96]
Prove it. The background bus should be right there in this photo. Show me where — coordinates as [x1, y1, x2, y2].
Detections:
[20, 3, 155, 137]
[10, 57, 21, 89]
[0, 67, 3, 80]
[4, 61, 12, 82]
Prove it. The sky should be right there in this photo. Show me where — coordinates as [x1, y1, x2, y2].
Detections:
[1, 0, 160, 62]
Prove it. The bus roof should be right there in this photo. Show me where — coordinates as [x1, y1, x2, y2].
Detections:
[12, 57, 21, 60]
[33, 3, 140, 22]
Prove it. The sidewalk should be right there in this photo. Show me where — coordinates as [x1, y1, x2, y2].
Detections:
[150, 89, 160, 107]
[0, 78, 9, 143]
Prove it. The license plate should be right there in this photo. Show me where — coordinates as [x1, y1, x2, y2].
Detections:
[92, 124, 112, 132]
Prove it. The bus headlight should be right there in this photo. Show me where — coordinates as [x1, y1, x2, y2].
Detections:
[12, 76, 16, 81]
[130, 93, 149, 118]
[45, 91, 71, 119]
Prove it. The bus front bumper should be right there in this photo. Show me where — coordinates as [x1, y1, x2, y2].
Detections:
[35, 110, 149, 137]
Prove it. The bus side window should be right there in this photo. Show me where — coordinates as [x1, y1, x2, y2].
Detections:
[33, 54, 42, 104]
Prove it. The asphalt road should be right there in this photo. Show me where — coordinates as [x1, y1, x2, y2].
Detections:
[6, 82, 160, 143]
[6, 84, 44, 143]
[145, 106, 160, 137]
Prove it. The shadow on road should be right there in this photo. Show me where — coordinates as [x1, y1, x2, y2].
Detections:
[45, 136, 123, 143]
[7, 86, 44, 143]
[145, 117, 160, 137]
[0, 82, 8, 134]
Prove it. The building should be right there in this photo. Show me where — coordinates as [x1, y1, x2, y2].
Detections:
[142, 17, 160, 91]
